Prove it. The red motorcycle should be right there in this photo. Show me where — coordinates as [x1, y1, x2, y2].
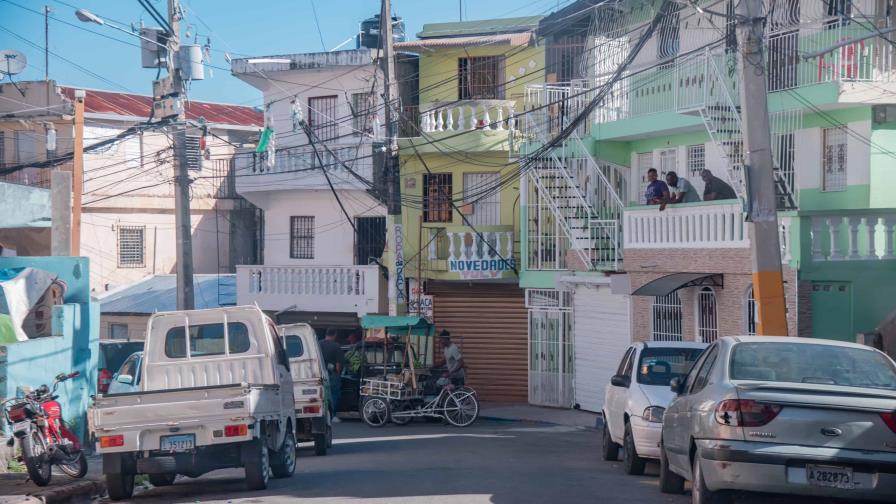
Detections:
[2, 371, 87, 486]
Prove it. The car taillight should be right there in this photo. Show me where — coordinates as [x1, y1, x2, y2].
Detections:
[98, 369, 113, 394]
[881, 411, 896, 434]
[715, 399, 782, 427]
[303, 405, 321, 415]
[99, 435, 124, 448]
[224, 424, 248, 437]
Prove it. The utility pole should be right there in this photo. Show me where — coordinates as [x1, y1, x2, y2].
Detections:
[168, 0, 195, 310]
[381, 0, 405, 315]
[71, 89, 84, 256]
[44, 5, 49, 81]
[736, 0, 788, 336]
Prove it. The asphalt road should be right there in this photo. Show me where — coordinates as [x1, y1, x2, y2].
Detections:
[101, 420, 855, 504]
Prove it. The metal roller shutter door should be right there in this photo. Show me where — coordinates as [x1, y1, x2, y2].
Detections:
[573, 283, 631, 412]
[427, 282, 528, 403]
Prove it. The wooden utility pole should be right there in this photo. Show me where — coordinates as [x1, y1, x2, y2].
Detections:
[44, 5, 49, 82]
[71, 88, 84, 256]
[381, 0, 405, 315]
[169, 0, 195, 310]
[736, 0, 788, 335]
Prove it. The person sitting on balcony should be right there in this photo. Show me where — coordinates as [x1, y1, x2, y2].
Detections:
[660, 171, 700, 210]
[701, 169, 738, 201]
[644, 168, 669, 205]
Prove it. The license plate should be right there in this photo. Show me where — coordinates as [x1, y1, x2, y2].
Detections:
[301, 388, 318, 395]
[160, 434, 195, 452]
[12, 421, 29, 433]
[807, 464, 854, 489]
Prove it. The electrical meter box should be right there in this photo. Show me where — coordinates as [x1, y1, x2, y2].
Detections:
[140, 27, 169, 68]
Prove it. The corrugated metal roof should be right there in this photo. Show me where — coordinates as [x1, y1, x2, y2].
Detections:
[416, 16, 543, 38]
[98, 274, 236, 314]
[59, 87, 263, 127]
[394, 33, 535, 52]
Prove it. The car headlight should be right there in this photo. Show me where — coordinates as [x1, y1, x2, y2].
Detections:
[643, 406, 665, 423]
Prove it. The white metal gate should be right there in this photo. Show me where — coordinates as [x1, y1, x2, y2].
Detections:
[526, 289, 574, 407]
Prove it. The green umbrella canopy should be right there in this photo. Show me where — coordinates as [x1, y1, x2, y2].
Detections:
[360, 315, 435, 337]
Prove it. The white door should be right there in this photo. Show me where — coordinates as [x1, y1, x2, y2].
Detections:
[526, 289, 574, 408]
[572, 282, 631, 412]
[464, 172, 501, 226]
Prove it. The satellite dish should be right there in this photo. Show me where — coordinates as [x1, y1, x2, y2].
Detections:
[0, 50, 27, 78]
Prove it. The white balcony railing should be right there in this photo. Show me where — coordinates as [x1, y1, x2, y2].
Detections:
[806, 211, 896, 262]
[419, 100, 516, 133]
[234, 144, 374, 193]
[236, 264, 384, 315]
[624, 201, 749, 249]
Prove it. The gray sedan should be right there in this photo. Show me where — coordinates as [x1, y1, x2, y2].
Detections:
[659, 336, 896, 503]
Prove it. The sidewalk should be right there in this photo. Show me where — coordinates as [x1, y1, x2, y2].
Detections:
[479, 402, 601, 429]
[0, 455, 104, 504]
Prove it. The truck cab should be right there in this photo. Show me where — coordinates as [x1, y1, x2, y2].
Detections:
[92, 306, 297, 500]
[280, 323, 333, 455]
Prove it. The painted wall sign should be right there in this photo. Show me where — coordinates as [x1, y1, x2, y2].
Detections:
[448, 258, 517, 279]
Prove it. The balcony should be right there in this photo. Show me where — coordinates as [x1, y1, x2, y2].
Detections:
[236, 264, 385, 315]
[234, 144, 374, 195]
[407, 100, 517, 153]
[624, 201, 749, 250]
[793, 210, 896, 264]
[421, 225, 517, 280]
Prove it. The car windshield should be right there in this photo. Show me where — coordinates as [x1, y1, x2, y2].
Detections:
[730, 342, 896, 390]
[637, 347, 705, 386]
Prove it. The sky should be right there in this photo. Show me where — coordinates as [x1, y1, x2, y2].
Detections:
[0, 0, 566, 108]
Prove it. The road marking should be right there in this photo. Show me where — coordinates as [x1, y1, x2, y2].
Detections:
[330, 433, 514, 445]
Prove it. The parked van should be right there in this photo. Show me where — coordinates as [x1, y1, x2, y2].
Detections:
[280, 323, 333, 455]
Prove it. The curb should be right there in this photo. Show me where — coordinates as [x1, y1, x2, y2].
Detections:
[479, 414, 601, 430]
[29, 479, 105, 504]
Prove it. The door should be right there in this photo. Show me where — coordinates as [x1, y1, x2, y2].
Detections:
[573, 284, 631, 412]
[526, 289, 574, 408]
[463, 173, 501, 226]
[355, 216, 386, 265]
[606, 347, 635, 442]
[810, 281, 853, 342]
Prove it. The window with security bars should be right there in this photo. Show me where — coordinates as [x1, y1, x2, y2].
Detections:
[289, 216, 314, 259]
[822, 127, 847, 192]
[308, 96, 338, 142]
[458, 56, 505, 100]
[746, 286, 757, 336]
[658, 148, 677, 176]
[696, 287, 719, 343]
[656, 3, 682, 64]
[652, 292, 683, 342]
[118, 226, 145, 268]
[423, 173, 452, 223]
[687, 144, 705, 179]
[351, 92, 375, 136]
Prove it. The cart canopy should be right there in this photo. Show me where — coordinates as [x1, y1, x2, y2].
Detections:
[360, 315, 435, 337]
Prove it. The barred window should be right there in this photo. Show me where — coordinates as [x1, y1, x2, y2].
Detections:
[458, 56, 505, 100]
[696, 287, 719, 343]
[652, 292, 682, 342]
[118, 226, 145, 268]
[822, 127, 847, 192]
[687, 144, 705, 179]
[308, 96, 338, 142]
[423, 173, 452, 223]
[351, 92, 375, 135]
[290, 216, 314, 259]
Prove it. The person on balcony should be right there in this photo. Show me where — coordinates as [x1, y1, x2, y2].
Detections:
[660, 171, 700, 210]
[701, 169, 738, 201]
[644, 168, 669, 205]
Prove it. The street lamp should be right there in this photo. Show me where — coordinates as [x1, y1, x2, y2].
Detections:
[74, 8, 168, 49]
[74, 9, 103, 25]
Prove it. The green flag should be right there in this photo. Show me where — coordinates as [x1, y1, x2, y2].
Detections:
[256, 127, 273, 154]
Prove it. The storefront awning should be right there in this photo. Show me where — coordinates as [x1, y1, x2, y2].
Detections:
[631, 273, 723, 297]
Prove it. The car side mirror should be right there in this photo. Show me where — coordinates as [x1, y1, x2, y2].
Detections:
[610, 374, 631, 388]
[115, 374, 134, 385]
[670, 377, 685, 395]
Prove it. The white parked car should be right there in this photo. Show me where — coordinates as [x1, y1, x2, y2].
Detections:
[602, 341, 706, 474]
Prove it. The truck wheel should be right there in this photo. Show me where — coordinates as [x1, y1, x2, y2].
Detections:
[242, 438, 270, 490]
[106, 472, 135, 501]
[271, 429, 296, 478]
[149, 473, 177, 486]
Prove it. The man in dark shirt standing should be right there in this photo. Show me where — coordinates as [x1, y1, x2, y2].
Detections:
[319, 328, 344, 421]
[644, 168, 670, 205]
[701, 169, 738, 201]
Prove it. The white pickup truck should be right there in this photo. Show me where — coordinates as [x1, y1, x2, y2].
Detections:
[91, 306, 297, 500]
[280, 323, 333, 455]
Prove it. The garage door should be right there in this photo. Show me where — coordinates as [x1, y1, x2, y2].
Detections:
[427, 281, 528, 403]
[573, 282, 631, 412]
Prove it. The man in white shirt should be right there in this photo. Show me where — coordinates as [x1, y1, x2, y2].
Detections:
[438, 330, 465, 387]
[661, 171, 701, 210]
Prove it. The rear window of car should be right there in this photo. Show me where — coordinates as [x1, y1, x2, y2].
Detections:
[100, 341, 144, 370]
[730, 342, 896, 390]
[164, 322, 251, 358]
[285, 335, 304, 358]
[637, 347, 705, 386]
